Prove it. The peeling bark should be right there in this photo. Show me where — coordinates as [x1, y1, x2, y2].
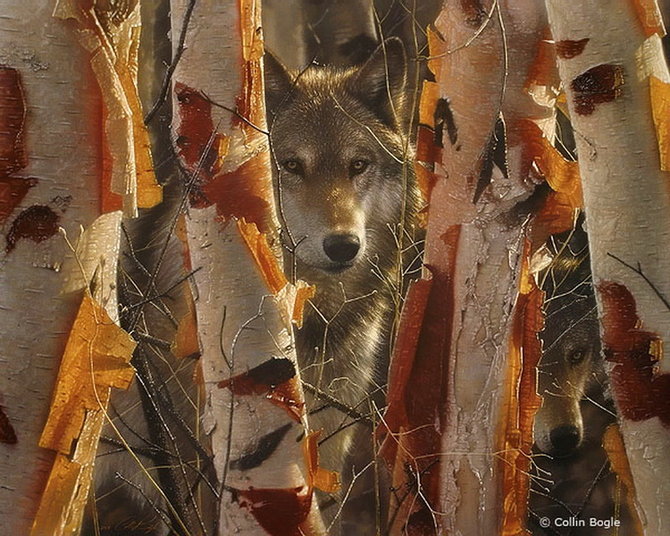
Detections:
[0, 3, 105, 532]
[546, 0, 670, 534]
[170, 0, 325, 533]
[381, 1, 558, 534]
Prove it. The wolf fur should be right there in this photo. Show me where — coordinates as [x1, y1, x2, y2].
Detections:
[535, 221, 606, 458]
[264, 38, 422, 526]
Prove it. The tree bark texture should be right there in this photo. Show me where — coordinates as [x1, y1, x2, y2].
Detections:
[170, 0, 328, 533]
[546, 1, 670, 534]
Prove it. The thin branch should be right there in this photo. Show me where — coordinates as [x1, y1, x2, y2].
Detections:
[144, 0, 197, 125]
[607, 252, 670, 311]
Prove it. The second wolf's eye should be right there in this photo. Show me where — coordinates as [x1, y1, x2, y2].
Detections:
[569, 348, 586, 364]
[350, 159, 369, 176]
[283, 159, 303, 174]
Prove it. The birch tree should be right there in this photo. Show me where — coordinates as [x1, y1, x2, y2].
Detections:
[379, 1, 562, 533]
[1, 0, 158, 534]
[168, 0, 331, 533]
[546, 1, 670, 534]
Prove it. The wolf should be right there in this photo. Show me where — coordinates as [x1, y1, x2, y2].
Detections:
[264, 37, 422, 521]
[534, 221, 605, 458]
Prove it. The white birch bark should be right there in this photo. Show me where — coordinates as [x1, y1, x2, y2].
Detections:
[433, 4, 554, 534]
[383, 2, 556, 534]
[170, 1, 323, 533]
[545, 1, 670, 534]
[0, 2, 104, 533]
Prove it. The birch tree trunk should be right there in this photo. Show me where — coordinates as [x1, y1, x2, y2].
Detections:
[545, 1, 670, 534]
[0, 3, 103, 533]
[381, 1, 559, 534]
[170, 0, 329, 533]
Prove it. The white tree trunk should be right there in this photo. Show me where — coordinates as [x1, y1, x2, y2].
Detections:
[170, 0, 326, 533]
[382, 1, 556, 534]
[0, 2, 103, 533]
[545, 1, 670, 534]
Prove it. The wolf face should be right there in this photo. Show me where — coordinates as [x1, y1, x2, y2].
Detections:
[265, 38, 410, 278]
[535, 229, 603, 458]
[263, 39, 420, 479]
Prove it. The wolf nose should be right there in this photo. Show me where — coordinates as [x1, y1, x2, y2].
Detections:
[549, 425, 581, 457]
[323, 234, 360, 263]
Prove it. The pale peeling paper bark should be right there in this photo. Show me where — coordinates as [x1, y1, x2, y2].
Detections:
[545, 0, 670, 534]
[170, 0, 268, 176]
[31, 214, 131, 536]
[186, 209, 316, 535]
[412, 1, 554, 533]
[0, 2, 104, 532]
[61, 211, 123, 323]
[54, 0, 161, 216]
[171, 0, 321, 532]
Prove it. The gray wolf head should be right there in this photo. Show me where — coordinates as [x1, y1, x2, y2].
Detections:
[264, 38, 411, 275]
[535, 231, 603, 458]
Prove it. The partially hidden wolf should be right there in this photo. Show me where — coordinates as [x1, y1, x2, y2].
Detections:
[534, 221, 605, 457]
[264, 38, 422, 492]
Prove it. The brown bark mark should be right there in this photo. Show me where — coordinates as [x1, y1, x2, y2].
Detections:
[380, 226, 460, 534]
[0, 67, 38, 224]
[0, 405, 17, 444]
[556, 39, 589, 59]
[416, 125, 443, 165]
[459, 0, 487, 28]
[434, 98, 458, 148]
[234, 486, 311, 536]
[229, 423, 292, 471]
[218, 361, 305, 422]
[0, 67, 27, 174]
[599, 281, 670, 427]
[175, 82, 222, 176]
[6, 205, 60, 253]
[175, 82, 271, 230]
[571, 64, 625, 116]
[201, 155, 270, 230]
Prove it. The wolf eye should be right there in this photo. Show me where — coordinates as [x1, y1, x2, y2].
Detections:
[350, 159, 369, 176]
[569, 348, 587, 364]
[282, 159, 303, 174]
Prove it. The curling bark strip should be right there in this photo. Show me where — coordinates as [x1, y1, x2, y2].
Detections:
[0, 1, 132, 532]
[545, 0, 670, 533]
[381, 2, 558, 534]
[170, 0, 324, 533]
[53, 0, 162, 216]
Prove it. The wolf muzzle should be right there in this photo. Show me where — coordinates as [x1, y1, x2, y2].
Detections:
[323, 233, 360, 264]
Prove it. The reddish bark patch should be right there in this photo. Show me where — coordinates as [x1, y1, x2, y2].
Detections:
[174, 82, 222, 176]
[0, 176, 38, 224]
[0, 406, 17, 444]
[380, 226, 460, 533]
[200, 154, 270, 230]
[460, 0, 487, 27]
[416, 125, 442, 164]
[571, 64, 624, 116]
[234, 486, 311, 536]
[556, 39, 589, 59]
[0, 67, 37, 223]
[599, 281, 670, 427]
[0, 67, 27, 175]
[6, 205, 59, 253]
[218, 359, 304, 422]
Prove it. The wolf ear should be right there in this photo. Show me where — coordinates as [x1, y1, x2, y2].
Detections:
[264, 51, 294, 115]
[349, 37, 407, 125]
